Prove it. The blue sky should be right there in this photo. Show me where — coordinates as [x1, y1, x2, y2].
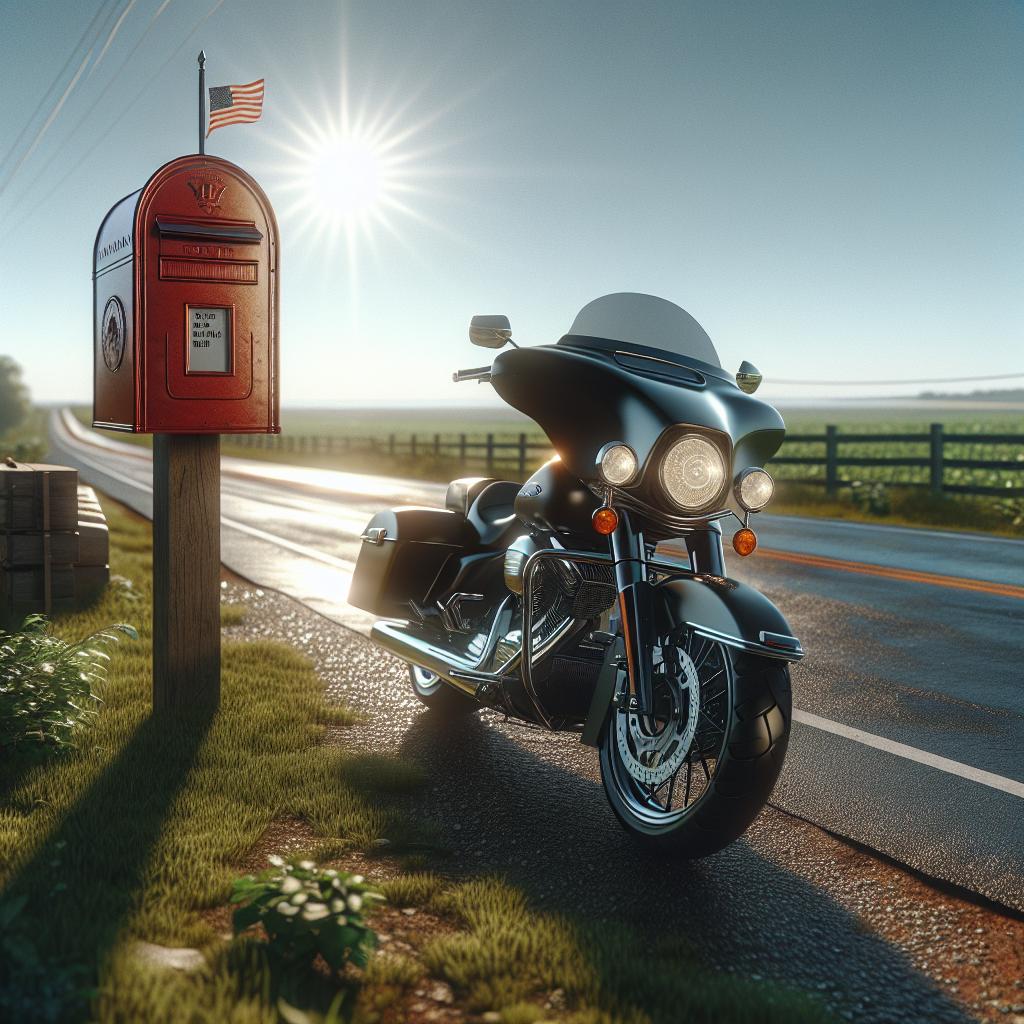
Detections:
[1, 0, 1020, 405]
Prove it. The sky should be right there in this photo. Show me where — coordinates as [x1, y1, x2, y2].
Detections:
[0, 0, 1020, 407]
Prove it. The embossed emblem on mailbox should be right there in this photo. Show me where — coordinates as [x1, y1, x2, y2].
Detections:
[101, 296, 126, 372]
[187, 173, 227, 215]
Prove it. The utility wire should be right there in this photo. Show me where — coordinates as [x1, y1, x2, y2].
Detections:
[6, 0, 175, 213]
[772, 372, 1024, 386]
[0, 0, 116, 179]
[0, 0, 138, 199]
[1, 0, 225, 234]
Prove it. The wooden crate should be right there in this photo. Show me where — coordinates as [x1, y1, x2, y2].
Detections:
[0, 532, 79, 566]
[0, 461, 79, 533]
[78, 520, 109, 567]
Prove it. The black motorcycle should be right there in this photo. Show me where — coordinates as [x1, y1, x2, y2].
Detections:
[349, 293, 803, 856]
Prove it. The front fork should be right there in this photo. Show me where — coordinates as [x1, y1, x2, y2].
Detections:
[610, 513, 726, 718]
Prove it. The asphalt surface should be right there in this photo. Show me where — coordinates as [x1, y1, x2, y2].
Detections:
[49, 409, 1024, 915]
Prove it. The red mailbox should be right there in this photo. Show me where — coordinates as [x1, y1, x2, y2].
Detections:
[93, 155, 279, 433]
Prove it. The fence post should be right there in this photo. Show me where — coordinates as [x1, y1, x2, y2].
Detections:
[825, 425, 838, 497]
[930, 423, 944, 495]
[518, 433, 527, 478]
[486, 433, 494, 474]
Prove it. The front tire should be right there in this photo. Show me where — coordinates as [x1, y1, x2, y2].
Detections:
[409, 665, 479, 716]
[599, 631, 791, 858]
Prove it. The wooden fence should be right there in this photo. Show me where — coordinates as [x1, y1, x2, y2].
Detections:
[229, 424, 1024, 497]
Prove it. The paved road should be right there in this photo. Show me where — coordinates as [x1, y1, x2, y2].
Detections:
[50, 409, 1024, 912]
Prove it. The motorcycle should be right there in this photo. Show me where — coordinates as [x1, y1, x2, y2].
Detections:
[349, 292, 803, 856]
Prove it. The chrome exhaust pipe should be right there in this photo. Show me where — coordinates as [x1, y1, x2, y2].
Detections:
[371, 620, 482, 696]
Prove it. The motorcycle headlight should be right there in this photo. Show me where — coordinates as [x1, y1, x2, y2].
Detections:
[598, 443, 638, 486]
[735, 468, 774, 511]
[659, 435, 727, 511]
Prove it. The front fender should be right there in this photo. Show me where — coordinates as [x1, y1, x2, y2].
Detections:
[656, 574, 804, 662]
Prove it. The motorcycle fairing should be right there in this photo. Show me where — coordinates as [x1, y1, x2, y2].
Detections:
[489, 343, 784, 484]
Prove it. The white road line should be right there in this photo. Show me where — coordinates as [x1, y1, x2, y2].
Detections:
[52, 428, 355, 573]
[793, 708, 1024, 799]
[53, 416, 1024, 801]
[221, 516, 354, 571]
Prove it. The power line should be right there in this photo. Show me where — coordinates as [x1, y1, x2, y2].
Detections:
[0, 0, 117, 179]
[772, 372, 1024, 386]
[5, 0, 176, 214]
[1, 0, 225, 235]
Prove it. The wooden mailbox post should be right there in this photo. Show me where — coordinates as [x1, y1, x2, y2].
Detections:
[92, 154, 280, 711]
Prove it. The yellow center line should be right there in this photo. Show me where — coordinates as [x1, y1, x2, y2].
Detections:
[755, 547, 1024, 600]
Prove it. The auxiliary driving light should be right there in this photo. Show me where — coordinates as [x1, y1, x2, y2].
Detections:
[598, 443, 638, 486]
[735, 468, 774, 512]
[592, 506, 620, 535]
[660, 435, 727, 510]
[733, 528, 757, 556]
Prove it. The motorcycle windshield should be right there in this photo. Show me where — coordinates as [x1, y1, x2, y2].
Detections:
[559, 293, 722, 372]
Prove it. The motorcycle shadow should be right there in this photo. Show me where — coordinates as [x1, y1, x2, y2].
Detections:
[395, 709, 971, 1024]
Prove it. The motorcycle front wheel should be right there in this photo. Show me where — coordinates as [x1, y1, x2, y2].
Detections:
[598, 629, 791, 858]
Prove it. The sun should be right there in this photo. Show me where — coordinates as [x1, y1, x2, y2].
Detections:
[301, 132, 389, 226]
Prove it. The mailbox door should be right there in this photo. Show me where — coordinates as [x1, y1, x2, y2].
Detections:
[136, 157, 279, 433]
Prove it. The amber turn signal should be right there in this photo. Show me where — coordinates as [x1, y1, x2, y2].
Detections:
[592, 506, 619, 535]
[732, 527, 757, 556]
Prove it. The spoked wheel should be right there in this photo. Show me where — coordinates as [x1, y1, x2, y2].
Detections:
[408, 665, 479, 716]
[599, 627, 791, 858]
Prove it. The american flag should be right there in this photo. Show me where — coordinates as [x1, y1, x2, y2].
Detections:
[207, 79, 265, 136]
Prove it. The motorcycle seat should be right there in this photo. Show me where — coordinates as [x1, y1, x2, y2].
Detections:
[445, 477, 521, 549]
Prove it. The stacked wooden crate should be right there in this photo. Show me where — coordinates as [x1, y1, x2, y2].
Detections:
[0, 460, 110, 620]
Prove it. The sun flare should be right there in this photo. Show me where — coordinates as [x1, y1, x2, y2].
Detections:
[301, 133, 389, 225]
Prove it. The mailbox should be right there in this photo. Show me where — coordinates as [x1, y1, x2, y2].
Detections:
[93, 155, 279, 433]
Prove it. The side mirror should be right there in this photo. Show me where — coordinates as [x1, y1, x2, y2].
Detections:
[469, 314, 512, 349]
[736, 360, 762, 394]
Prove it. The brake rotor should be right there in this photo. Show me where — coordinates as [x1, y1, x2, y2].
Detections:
[615, 647, 700, 786]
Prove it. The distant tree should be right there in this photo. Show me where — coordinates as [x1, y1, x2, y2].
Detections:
[0, 356, 31, 435]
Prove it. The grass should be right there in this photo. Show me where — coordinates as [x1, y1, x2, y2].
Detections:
[0, 495, 837, 1023]
[1, 405, 49, 463]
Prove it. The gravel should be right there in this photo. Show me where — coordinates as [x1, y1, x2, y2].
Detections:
[223, 581, 1024, 1024]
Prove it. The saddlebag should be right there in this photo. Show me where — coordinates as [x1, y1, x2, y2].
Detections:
[348, 507, 472, 618]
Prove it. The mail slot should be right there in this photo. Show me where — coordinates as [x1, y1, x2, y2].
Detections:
[93, 154, 279, 433]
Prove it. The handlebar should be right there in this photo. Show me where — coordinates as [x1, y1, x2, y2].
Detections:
[452, 365, 492, 383]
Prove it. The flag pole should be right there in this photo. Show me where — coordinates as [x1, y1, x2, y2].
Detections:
[198, 50, 207, 155]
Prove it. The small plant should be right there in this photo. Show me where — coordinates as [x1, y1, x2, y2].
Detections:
[994, 496, 1024, 528]
[0, 615, 137, 760]
[849, 480, 891, 516]
[231, 857, 384, 973]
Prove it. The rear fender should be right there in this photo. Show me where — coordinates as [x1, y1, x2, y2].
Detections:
[656, 574, 804, 662]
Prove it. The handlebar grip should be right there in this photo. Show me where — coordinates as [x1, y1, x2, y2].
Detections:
[453, 366, 492, 383]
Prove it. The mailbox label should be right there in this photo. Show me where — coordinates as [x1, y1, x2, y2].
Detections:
[187, 306, 232, 373]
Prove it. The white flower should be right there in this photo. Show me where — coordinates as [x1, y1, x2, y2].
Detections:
[277, 902, 300, 917]
[297, 860, 315, 871]
[332, 878, 345, 891]
[280, 876, 302, 895]
[330, 899, 345, 914]
[267, 854, 285, 868]
[302, 902, 329, 922]
[290, 892, 308, 905]
[346, 894, 363, 913]
[351, 875, 364, 884]
[324, 869, 338, 878]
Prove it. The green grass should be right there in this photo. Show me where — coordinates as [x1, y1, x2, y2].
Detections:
[0, 495, 837, 1023]
[1, 405, 49, 463]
